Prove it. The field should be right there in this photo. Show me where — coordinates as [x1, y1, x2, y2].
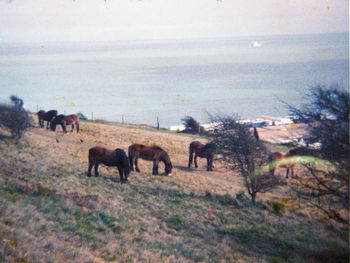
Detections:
[0, 119, 348, 262]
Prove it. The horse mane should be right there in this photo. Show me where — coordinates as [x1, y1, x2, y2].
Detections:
[160, 150, 172, 166]
[204, 142, 216, 150]
[152, 145, 165, 152]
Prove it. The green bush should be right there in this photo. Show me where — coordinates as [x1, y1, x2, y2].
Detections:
[271, 201, 285, 215]
[0, 97, 33, 140]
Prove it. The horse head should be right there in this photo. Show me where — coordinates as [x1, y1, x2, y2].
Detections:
[160, 150, 173, 175]
[165, 162, 173, 175]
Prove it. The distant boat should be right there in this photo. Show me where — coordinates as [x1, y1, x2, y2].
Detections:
[251, 40, 261, 47]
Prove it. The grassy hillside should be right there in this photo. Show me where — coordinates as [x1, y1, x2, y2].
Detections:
[0, 120, 347, 262]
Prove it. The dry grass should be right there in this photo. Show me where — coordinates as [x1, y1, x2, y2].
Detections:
[0, 120, 348, 262]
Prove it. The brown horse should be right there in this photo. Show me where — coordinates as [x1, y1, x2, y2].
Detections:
[268, 152, 293, 178]
[37, 110, 58, 129]
[51, 114, 79, 133]
[268, 147, 317, 178]
[88, 146, 130, 183]
[188, 141, 216, 171]
[128, 143, 173, 175]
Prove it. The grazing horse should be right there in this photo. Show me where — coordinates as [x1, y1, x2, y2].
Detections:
[188, 141, 216, 171]
[268, 147, 317, 178]
[51, 114, 79, 133]
[268, 152, 293, 178]
[37, 110, 58, 129]
[88, 146, 130, 183]
[128, 143, 173, 175]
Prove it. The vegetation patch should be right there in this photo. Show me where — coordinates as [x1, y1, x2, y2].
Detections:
[0, 107, 348, 262]
[166, 215, 187, 231]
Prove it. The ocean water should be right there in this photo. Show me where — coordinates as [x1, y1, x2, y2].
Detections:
[0, 33, 348, 127]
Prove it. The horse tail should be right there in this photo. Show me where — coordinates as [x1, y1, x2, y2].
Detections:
[88, 148, 94, 163]
[128, 146, 134, 168]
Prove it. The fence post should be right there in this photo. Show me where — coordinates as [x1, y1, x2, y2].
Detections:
[157, 116, 160, 129]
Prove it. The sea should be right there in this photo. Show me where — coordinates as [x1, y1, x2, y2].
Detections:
[0, 33, 348, 127]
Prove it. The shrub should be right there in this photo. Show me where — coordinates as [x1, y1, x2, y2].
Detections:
[271, 201, 285, 215]
[77, 112, 88, 121]
[166, 215, 186, 231]
[181, 116, 205, 134]
[0, 97, 33, 140]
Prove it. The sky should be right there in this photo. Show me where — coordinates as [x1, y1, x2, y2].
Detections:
[0, 0, 349, 42]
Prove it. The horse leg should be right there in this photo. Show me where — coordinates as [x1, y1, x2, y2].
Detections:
[94, 163, 99, 177]
[152, 160, 159, 175]
[188, 149, 193, 168]
[135, 157, 140, 173]
[129, 155, 134, 171]
[71, 124, 74, 132]
[290, 164, 295, 178]
[87, 161, 94, 177]
[194, 154, 198, 168]
[61, 124, 67, 133]
[188, 153, 193, 168]
[270, 166, 276, 176]
[76, 122, 79, 133]
[208, 156, 213, 171]
[206, 157, 210, 171]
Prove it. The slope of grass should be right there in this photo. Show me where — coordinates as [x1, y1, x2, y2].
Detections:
[0, 121, 348, 262]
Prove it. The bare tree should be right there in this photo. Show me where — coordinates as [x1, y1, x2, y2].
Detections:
[209, 115, 283, 204]
[287, 85, 349, 225]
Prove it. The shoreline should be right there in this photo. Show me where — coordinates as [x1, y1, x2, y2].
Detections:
[84, 114, 308, 146]
[30, 111, 308, 146]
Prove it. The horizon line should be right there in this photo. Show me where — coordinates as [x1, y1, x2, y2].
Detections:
[1, 31, 348, 45]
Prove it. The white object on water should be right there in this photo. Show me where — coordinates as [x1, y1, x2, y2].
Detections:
[251, 40, 261, 47]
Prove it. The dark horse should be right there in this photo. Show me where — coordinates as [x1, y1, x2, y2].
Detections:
[37, 110, 58, 129]
[128, 143, 173, 175]
[188, 141, 216, 171]
[268, 147, 318, 178]
[51, 114, 79, 133]
[88, 146, 130, 183]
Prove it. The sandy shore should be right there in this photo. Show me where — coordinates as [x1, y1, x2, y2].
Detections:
[255, 123, 308, 145]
